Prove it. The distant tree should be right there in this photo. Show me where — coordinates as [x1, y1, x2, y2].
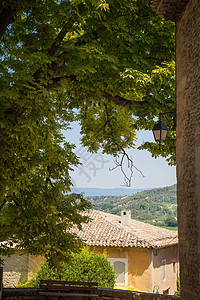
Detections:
[90, 185, 177, 227]
[164, 216, 177, 227]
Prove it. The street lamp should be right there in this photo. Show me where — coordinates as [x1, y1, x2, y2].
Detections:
[152, 113, 168, 143]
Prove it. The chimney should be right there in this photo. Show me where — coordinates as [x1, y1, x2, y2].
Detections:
[121, 210, 131, 226]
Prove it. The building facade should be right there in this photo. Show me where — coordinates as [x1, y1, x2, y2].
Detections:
[73, 210, 179, 294]
[1, 210, 179, 295]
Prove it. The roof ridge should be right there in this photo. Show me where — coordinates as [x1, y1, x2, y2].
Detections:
[89, 210, 146, 248]
[91, 209, 137, 240]
[92, 209, 177, 237]
[75, 209, 178, 249]
[92, 209, 178, 244]
[91, 209, 176, 246]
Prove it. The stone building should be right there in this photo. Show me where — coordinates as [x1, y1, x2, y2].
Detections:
[151, 0, 200, 299]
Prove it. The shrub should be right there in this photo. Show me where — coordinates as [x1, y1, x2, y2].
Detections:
[174, 276, 180, 296]
[27, 248, 115, 288]
[164, 216, 178, 227]
[16, 280, 36, 288]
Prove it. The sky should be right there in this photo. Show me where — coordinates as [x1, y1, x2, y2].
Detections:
[63, 122, 176, 190]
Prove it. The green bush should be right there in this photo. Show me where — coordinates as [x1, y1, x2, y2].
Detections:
[26, 248, 115, 288]
[164, 216, 178, 227]
[174, 276, 180, 296]
[16, 280, 36, 288]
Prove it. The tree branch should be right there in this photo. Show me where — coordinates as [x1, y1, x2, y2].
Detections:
[44, 76, 147, 113]
[33, 16, 77, 80]
[48, 20, 76, 57]
[103, 91, 147, 108]
[109, 140, 145, 187]
[46, 166, 54, 187]
[0, 5, 20, 40]
[43, 75, 77, 90]
[13, 199, 20, 207]
[110, 152, 144, 187]
[46, 177, 54, 187]
[33, 24, 106, 82]
[0, 199, 6, 211]
[103, 103, 144, 186]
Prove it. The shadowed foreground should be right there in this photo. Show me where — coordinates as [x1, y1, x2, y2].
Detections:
[2, 287, 180, 300]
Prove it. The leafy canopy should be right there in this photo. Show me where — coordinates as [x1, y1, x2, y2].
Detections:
[0, 0, 175, 264]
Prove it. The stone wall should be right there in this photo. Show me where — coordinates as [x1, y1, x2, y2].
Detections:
[176, 0, 200, 299]
[2, 288, 180, 300]
[0, 253, 29, 288]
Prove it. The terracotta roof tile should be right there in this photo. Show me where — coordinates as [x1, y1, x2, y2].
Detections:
[72, 210, 178, 249]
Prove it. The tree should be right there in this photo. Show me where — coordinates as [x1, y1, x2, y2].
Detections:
[21, 248, 115, 288]
[164, 216, 177, 227]
[0, 0, 175, 264]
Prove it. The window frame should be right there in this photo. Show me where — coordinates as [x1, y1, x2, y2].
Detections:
[107, 257, 128, 286]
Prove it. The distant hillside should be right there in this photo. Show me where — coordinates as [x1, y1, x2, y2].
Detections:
[71, 187, 146, 197]
[87, 184, 177, 229]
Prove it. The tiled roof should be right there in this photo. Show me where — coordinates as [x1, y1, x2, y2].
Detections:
[73, 210, 178, 249]
[151, 0, 189, 22]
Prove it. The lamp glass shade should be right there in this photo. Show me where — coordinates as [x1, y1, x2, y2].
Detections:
[152, 121, 168, 142]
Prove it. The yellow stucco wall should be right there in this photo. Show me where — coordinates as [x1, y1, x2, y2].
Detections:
[128, 249, 151, 292]
[29, 247, 152, 292]
[28, 255, 44, 281]
[91, 246, 152, 292]
[2, 245, 178, 294]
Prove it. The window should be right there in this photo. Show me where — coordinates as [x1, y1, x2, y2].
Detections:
[162, 259, 166, 281]
[108, 258, 128, 286]
[114, 261, 126, 284]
